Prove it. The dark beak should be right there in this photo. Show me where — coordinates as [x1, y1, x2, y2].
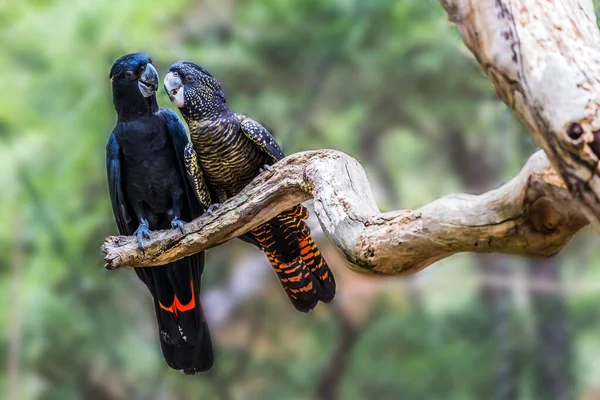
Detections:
[138, 63, 159, 97]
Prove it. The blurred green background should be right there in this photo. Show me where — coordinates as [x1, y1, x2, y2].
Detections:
[2, 0, 600, 399]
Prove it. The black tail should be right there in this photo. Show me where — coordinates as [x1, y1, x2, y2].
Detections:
[251, 205, 336, 312]
[135, 252, 213, 374]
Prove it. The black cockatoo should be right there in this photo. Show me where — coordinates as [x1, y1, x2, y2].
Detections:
[106, 53, 212, 373]
[163, 61, 336, 312]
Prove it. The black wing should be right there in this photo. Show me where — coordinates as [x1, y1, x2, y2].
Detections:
[236, 114, 285, 162]
[106, 130, 155, 286]
[106, 130, 157, 290]
[106, 132, 136, 235]
[160, 108, 206, 218]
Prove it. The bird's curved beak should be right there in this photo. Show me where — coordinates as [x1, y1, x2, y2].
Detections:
[164, 72, 184, 108]
[138, 63, 159, 98]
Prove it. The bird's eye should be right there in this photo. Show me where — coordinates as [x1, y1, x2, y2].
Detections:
[185, 75, 195, 84]
[125, 71, 133, 79]
[173, 72, 179, 77]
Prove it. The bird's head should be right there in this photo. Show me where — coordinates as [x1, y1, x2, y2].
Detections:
[164, 62, 227, 120]
[109, 53, 159, 118]
[110, 53, 159, 98]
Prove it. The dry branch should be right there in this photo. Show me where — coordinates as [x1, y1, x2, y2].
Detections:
[102, 150, 587, 275]
[438, 0, 600, 229]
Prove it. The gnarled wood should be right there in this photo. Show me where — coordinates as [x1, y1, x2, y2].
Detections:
[102, 150, 588, 275]
[438, 0, 600, 229]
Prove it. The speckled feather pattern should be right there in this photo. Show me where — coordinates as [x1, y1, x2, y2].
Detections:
[169, 61, 336, 311]
[187, 115, 270, 197]
[184, 114, 335, 311]
[183, 143, 213, 208]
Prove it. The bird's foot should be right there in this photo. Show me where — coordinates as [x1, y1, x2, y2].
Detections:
[206, 203, 222, 216]
[133, 219, 151, 251]
[171, 217, 186, 234]
[259, 164, 274, 174]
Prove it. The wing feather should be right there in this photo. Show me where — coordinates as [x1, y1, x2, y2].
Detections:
[106, 133, 134, 235]
[161, 108, 207, 219]
[236, 114, 285, 162]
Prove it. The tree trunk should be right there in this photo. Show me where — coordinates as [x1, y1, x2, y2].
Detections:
[529, 258, 574, 400]
[438, 0, 600, 229]
[446, 127, 520, 399]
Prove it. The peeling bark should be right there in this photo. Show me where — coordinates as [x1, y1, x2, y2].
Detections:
[439, 0, 600, 229]
[102, 150, 587, 275]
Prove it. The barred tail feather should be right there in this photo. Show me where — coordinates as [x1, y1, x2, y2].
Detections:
[251, 205, 336, 312]
[298, 235, 336, 303]
[265, 249, 320, 312]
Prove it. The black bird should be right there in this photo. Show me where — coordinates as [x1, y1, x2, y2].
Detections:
[106, 53, 212, 373]
[163, 62, 336, 312]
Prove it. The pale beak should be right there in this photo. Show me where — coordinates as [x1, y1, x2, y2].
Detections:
[138, 63, 159, 98]
[164, 72, 184, 108]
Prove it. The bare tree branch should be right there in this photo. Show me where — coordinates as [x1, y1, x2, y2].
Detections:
[438, 0, 600, 229]
[102, 150, 587, 274]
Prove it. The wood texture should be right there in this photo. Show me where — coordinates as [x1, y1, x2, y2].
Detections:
[102, 150, 588, 274]
[439, 0, 600, 229]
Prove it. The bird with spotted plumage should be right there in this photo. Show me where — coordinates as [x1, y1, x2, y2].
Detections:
[164, 61, 336, 312]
